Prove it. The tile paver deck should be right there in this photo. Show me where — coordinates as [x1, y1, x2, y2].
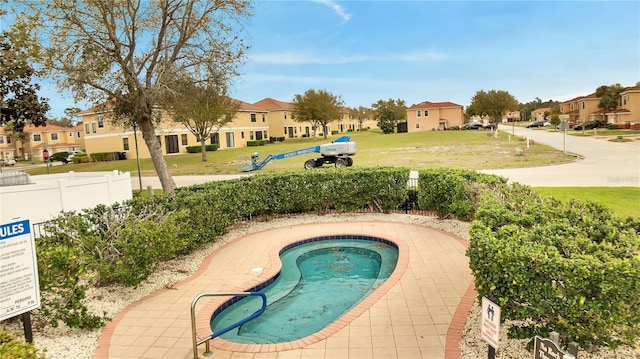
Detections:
[93, 220, 476, 359]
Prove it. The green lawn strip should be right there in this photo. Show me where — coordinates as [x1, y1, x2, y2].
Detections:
[534, 187, 640, 219]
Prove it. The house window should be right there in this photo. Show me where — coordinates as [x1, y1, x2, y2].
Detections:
[0, 136, 4, 144]
[210, 133, 219, 145]
[241, 131, 245, 139]
[77, 131, 81, 138]
[284, 112, 287, 119]
[33, 134, 41, 142]
[181, 134, 188, 146]
[582, 102, 585, 109]
[92, 122, 97, 133]
[6, 136, 10, 144]
[85, 124, 90, 134]
[225, 132, 235, 148]
[123, 138, 130, 151]
[424, 110, 429, 117]
[417, 110, 421, 117]
[250, 131, 254, 140]
[69, 132, 73, 138]
[251, 113, 256, 122]
[51, 133, 59, 141]
[263, 130, 267, 138]
[97, 115, 104, 128]
[262, 113, 266, 122]
[416, 123, 420, 129]
[623, 95, 628, 105]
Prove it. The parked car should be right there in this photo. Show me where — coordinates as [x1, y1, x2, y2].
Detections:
[57, 150, 86, 164]
[574, 120, 603, 131]
[526, 120, 546, 128]
[463, 121, 483, 130]
[483, 122, 497, 130]
[0, 158, 17, 166]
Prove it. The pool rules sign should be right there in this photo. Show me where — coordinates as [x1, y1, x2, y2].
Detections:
[0, 219, 41, 321]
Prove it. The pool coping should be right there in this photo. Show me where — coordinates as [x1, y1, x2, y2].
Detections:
[196, 233, 410, 353]
[93, 220, 478, 359]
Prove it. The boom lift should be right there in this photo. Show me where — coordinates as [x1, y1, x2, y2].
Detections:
[239, 136, 356, 172]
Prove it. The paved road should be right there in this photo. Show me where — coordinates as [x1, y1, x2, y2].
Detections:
[480, 125, 640, 187]
[132, 126, 640, 189]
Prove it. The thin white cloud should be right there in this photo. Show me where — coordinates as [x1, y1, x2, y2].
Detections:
[250, 50, 449, 65]
[311, 0, 351, 22]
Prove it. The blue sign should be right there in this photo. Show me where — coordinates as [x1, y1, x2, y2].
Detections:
[0, 219, 31, 241]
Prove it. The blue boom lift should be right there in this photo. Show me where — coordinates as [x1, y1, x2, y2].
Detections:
[239, 136, 356, 172]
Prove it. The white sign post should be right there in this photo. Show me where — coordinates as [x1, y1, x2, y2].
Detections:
[0, 219, 41, 321]
[481, 297, 501, 358]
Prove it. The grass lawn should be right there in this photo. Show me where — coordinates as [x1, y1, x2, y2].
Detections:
[534, 187, 640, 219]
[26, 129, 575, 176]
[22, 129, 639, 218]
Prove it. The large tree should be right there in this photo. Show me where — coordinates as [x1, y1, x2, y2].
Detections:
[595, 83, 625, 122]
[11, 0, 252, 192]
[0, 32, 49, 131]
[371, 99, 406, 134]
[292, 89, 343, 139]
[167, 79, 240, 162]
[468, 90, 518, 125]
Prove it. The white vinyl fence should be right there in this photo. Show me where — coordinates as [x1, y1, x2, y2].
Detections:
[0, 171, 133, 225]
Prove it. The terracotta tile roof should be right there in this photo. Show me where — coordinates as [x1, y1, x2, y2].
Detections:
[622, 85, 640, 93]
[253, 98, 294, 111]
[408, 101, 462, 110]
[22, 124, 77, 132]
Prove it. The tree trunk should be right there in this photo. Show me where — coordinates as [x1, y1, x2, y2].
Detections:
[200, 140, 207, 162]
[137, 116, 177, 192]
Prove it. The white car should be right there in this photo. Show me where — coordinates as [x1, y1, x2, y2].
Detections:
[63, 150, 86, 164]
[0, 158, 17, 166]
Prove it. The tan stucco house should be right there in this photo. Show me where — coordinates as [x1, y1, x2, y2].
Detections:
[406, 101, 464, 132]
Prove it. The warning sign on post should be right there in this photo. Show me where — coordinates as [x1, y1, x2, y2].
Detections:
[0, 219, 41, 320]
[481, 297, 501, 348]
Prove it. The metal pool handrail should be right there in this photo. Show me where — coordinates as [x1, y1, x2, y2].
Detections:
[190, 291, 267, 359]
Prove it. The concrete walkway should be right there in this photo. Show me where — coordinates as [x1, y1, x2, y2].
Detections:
[93, 221, 475, 359]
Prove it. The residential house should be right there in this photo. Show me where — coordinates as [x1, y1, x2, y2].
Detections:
[0, 124, 84, 161]
[560, 93, 602, 125]
[406, 101, 464, 132]
[531, 107, 552, 121]
[253, 98, 303, 138]
[78, 99, 270, 159]
[502, 110, 521, 122]
[560, 86, 640, 126]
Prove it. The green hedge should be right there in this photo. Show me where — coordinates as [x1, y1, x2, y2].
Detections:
[186, 144, 218, 153]
[468, 183, 640, 348]
[89, 152, 115, 161]
[247, 140, 267, 146]
[417, 168, 506, 220]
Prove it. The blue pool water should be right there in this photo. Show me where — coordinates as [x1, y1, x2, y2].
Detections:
[210, 236, 398, 344]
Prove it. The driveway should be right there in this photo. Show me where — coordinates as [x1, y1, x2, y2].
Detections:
[480, 125, 640, 187]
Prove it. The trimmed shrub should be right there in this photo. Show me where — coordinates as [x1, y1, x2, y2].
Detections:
[186, 144, 218, 153]
[468, 183, 640, 348]
[89, 152, 115, 162]
[417, 168, 506, 220]
[247, 140, 267, 146]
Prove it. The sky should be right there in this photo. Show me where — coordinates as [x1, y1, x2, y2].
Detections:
[11, 0, 640, 119]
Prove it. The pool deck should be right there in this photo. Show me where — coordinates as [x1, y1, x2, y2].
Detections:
[93, 220, 477, 359]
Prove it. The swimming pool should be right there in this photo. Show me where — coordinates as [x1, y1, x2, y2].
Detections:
[210, 235, 399, 344]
